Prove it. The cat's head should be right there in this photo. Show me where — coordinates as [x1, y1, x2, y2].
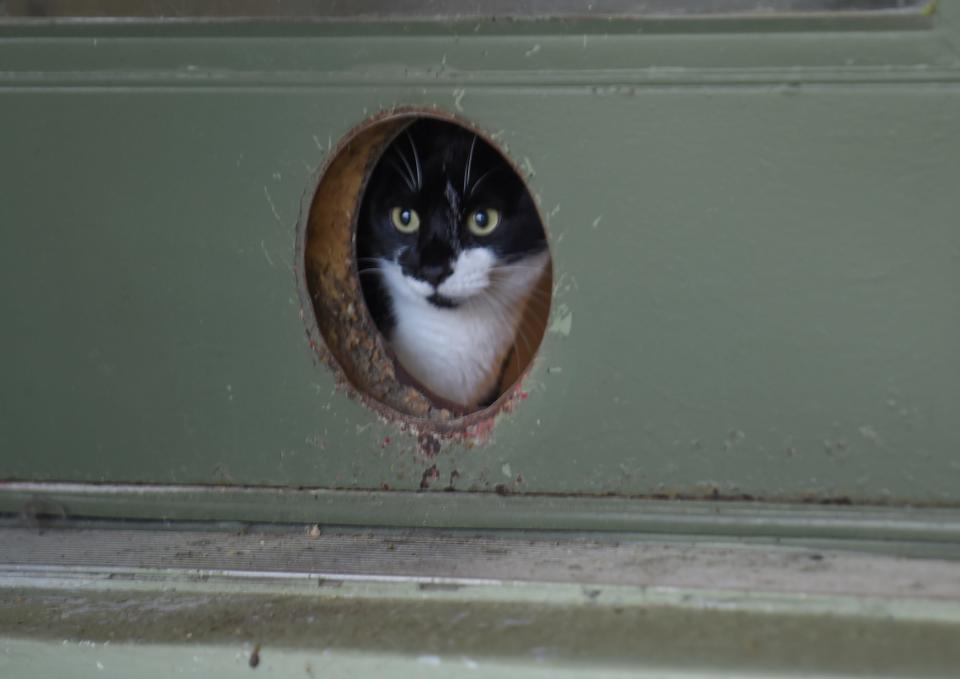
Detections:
[358, 119, 547, 309]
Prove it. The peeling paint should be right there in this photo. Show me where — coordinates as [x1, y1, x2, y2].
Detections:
[549, 304, 573, 336]
[520, 156, 536, 177]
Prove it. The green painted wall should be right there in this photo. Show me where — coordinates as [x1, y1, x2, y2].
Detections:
[1, 6, 959, 510]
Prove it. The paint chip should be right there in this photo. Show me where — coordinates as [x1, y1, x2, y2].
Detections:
[549, 305, 573, 336]
[520, 156, 536, 177]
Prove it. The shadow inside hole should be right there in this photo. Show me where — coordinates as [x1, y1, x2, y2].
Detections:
[301, 112, 552, 425]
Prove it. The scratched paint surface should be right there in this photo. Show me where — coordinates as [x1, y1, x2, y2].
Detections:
[1, 11, 959, 504]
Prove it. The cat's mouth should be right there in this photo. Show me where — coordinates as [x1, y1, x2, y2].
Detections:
[427, 293, 460, 309]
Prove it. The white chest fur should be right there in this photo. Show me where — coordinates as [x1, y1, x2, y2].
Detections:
[380, 249, 548, 408]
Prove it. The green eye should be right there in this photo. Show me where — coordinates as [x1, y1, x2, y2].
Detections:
[467, 208, 501, 236]
[390, 207, 420, 233]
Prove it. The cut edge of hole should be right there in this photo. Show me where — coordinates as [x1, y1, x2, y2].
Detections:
[296, 107, 553, 436]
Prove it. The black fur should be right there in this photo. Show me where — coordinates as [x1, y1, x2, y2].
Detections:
[356, 119, 547, 338]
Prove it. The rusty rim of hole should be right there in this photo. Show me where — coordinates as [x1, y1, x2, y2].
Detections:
[296, 107, 553, 433]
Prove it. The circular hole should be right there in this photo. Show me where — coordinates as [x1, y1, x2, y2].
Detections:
[299, 111, 552, 427]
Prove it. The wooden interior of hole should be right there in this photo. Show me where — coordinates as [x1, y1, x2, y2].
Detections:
[303, 113, 552, 423]
[497, 263, 553, 398]
[303, 115, 433, 419]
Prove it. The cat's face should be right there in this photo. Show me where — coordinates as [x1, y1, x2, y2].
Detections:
[358, 120, 546, 311]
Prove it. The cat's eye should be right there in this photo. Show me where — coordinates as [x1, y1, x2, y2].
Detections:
[390, 207, 420, 233]
[467, 208, 501, 236]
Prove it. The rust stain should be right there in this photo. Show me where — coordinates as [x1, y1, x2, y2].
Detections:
[444, 469, 461, 492]
[417, 433, 442, 459]
[419, 465, 440, 490]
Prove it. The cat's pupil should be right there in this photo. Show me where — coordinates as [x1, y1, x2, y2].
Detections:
[399, 209, 411, 225]
[473, 210, 487, 227]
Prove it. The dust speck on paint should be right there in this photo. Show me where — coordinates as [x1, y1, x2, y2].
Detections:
[859, 425, 883, 444]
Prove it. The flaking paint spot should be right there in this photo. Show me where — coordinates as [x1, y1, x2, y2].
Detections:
[549, 304, 573, 336]
[520, 156, 536, 178]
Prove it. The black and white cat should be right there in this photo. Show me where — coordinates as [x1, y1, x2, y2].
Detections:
[357, 119, 549, 410]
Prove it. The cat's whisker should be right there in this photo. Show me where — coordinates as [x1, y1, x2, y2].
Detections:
[516, 306, 552, 329]
[405, 131, 422, 190]
[399, 150, 420, 190]
[476, 292, 518, 344]
[492, 261, 548, 270]
[385, 155, 416, 193]
[512, 290, 553, 307]
[516, 300, 552, 319]
[478, 286, 512, 312]
[487, 285, 549, 327]
[491, 261, 550, 274]
[492, 299, 540, 368]
[463, 134, 478, 195]
[468, 167, 501, 198]
[511, 317, 537, 360]
[489, 281, 553, 308]
[498, 245, 550, 262]
[483, 289, 539, 349]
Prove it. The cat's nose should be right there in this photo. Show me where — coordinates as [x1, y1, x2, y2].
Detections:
[419, 263, 451, 287]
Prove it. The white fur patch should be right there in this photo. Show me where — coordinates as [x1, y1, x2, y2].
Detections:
[379, 248, 549, 408]
[437, 249, 494, 301]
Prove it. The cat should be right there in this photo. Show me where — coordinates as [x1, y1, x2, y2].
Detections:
[356, 119, 549, 410]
